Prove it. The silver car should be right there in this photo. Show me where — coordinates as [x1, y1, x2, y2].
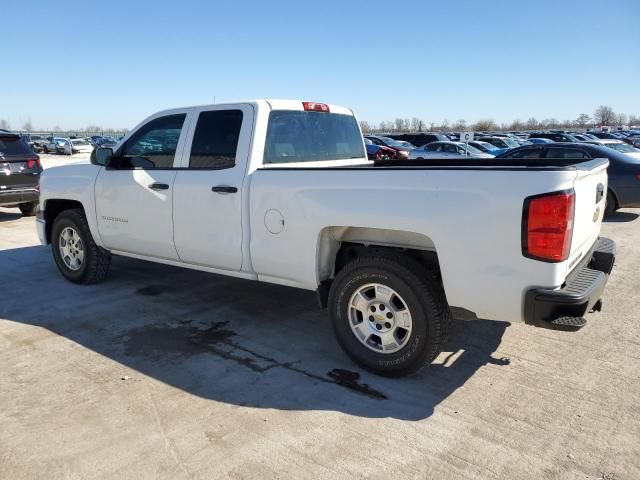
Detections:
[408, 141, 495, 160]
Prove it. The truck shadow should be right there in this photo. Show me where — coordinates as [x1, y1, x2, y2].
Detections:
[603, 210, 639, 223]
[0, 245, 510, 421]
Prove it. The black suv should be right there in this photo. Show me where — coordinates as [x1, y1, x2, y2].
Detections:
[0, 131, 42, 216]
[497, 142, 640, 216]
[387, 132, 449, 147]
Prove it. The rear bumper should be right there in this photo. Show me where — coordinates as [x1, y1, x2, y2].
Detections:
[0, 188, 39, 207]
[524, 237, 616, 326]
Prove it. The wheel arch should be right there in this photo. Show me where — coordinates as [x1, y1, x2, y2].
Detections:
[315, 226, 442, 308]
[43, 199, 85, 244]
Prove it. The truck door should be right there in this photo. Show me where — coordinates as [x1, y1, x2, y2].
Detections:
[172, 105, 254, 271]
[94, 111, 190, 259]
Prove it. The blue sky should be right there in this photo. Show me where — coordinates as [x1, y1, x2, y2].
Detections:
[2, 0, 639, 129]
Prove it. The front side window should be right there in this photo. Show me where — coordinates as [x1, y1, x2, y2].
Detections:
[189, 110, 243, 169]
[264, 111, 365, 164]
[115, 114, 186, 169]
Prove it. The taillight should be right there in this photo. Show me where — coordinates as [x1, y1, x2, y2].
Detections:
[635, 174, 640, 181]
[375, 150, 381, 160]
[27, 158, 40, 169]
[522, 190, 575, 262]
[302, 101, 330, 112]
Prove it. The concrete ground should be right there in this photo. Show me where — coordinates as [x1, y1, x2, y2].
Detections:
[1, 171, 639, 478]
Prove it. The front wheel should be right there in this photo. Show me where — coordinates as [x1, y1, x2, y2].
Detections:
[328, 253, 450, 377]
[51, 208, 111, 284]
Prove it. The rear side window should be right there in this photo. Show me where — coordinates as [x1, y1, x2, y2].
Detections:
[502, 148, 542, 159]
[546, 148, 590, 159]
[118, 114, 186, 169]
[264, 111, 365, 164]
[0, 136, 32, 155]
[189, 110, 243, 169]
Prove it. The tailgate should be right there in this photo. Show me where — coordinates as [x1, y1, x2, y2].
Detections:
[0, 156, 40, 189]
[566, 158, 609, 273]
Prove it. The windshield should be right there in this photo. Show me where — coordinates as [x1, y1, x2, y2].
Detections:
[463, 144, 483, 155]
[503, 138, 520, 148]
[378, 136, 405, 148]
[478, 142, 498, 150]
[607, 142, 638, 154]
[72, 140, 90, 145]
[264, 111, 365, 164]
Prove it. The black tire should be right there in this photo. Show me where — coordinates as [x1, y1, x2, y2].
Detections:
[328, 252, 451, 377]
[42, 145, 48, 153]
[416, 157, 425, 161]
[19, 201, 38, 216]
[51, 208, 111, 284]
[604, 190, 617, 217]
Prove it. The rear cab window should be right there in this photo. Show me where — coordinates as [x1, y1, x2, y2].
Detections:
[264, 110, 365, 165]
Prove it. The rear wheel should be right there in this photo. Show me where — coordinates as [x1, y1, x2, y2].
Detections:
[19, 201, 38, 216]
[51, 208, 111, 284]
[328, 252, 450, 377]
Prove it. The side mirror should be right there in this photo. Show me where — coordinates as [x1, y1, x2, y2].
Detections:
[92, 147, 113, 166]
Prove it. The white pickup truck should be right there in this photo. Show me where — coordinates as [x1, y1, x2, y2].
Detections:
[36, 100, 616, 376]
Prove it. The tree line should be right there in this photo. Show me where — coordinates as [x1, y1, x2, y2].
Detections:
[0, 117, 129, 134]
[359, 106, 639, 134]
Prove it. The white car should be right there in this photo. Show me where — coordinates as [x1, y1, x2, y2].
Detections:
[36, 99, 615, 376]
[583, 139, 640, 160]
[60, 138, 94, 155]
[409, 141, 495, 159]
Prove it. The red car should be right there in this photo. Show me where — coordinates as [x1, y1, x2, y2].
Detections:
[364, 138, 398, 160]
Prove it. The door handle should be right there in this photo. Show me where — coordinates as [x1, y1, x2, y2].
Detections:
[148, 182, 169, 190]
[211, 185, 238, 194]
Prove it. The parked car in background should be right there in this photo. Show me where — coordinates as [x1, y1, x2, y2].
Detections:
[588, 132, 620, 140]
[20, 134, 47, 153]
[527, 137, 555, 144]
[581, 139, 640, 161]
[0, 131, 42, 216]
[394, 140, 416, 149]
[529, 132, 579, 142]
[476, 136, 520, 154]
[364, 135, 412, 159]
[388, 132, 449, 147]
[409, 141, 494, 159]
[94, 137, 118, 149]
[363, 138, 397, 160]
[468, 140, 504, 155]
[60, 138, 95, 155]
[498, 142, 640, 215]
[42, 137, 68, 154]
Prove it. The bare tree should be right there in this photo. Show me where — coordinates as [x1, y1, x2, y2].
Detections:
[0, 119, 10, 130]
[594, 105, 615, 126]
[472, 119, 497, 131]
[22, 118, 34, 132]
[525, 117, 539, 130]
[615, 113, 627, 127]
[453, 119, 467, 130]
[410, 117, 421, 132]
[509, 119, 524, 130]
[359, 120, 372, 134]
[576, 113, 590, 130]
[629, 115, 640, 126]
[440, 119, 450, 132]
[393, 118, 404, 133]
[402, 118, 411, 132]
